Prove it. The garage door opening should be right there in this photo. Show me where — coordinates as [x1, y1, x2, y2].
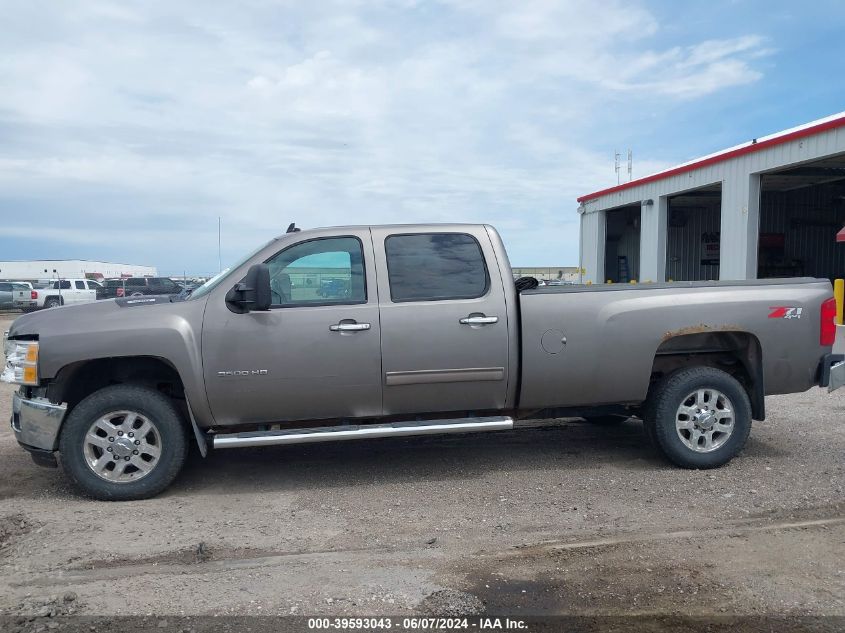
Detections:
[604, 205, 640, 283]
[665, 184, 722, 281]
[758, 153, 845, 281]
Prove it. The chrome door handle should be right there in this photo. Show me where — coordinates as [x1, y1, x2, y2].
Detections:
[329, 322, 371, 332]
[459, 315, 498, 325]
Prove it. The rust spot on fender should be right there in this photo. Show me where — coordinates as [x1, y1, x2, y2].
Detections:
[661, 324, 744, 342]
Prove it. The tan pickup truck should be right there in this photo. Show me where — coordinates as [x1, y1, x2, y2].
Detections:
[4, 223, 840, 500]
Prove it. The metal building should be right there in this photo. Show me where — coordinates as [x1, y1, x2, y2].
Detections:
[0, 260, 157, 281]
[577, 112, 845, 284]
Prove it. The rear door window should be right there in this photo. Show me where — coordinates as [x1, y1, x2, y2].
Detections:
[384, 233, 489, 302]
[75, 281, 86, 289]
[157, 278, 179, 292]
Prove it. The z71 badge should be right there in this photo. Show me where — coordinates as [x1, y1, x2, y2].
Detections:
[768, 306, 803, 319]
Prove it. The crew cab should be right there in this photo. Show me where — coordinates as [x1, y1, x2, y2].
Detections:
[13, 279, 100, 311]
[4, 224, 840, 500]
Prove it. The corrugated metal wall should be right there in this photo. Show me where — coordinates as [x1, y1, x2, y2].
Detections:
[579, 209, 605, 282]
[665, 200, 721, 281]
[578, 121, 845, 282]
[760, 181, 845, 280]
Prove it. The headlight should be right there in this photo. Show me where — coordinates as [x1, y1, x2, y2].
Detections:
[1, 340, 39, 386]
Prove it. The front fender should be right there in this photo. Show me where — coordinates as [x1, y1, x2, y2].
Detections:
[8, 297, 214, 427]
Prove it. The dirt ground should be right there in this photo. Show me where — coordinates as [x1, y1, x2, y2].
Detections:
[0, 314, 843, 623]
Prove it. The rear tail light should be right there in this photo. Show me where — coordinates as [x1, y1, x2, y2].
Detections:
[30, 290, 37, 300]
[116, 288, 125, 297]
[820, 297, 837, 346]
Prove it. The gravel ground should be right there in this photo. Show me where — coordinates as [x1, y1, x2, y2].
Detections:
[0, 314, 843, 622]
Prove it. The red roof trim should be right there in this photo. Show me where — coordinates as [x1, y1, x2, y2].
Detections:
[577, 115, 845, 203]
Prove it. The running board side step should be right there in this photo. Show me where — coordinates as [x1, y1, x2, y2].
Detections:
[211, 416, 514, 449]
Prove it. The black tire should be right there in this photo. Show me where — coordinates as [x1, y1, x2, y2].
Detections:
[643, 366, 751, 469]
[44, 296, 62, 309]
[59, 384, 188, 500]
[583, 415, 628, 425]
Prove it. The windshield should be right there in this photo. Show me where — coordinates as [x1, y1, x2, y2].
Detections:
[188, 239, 275, 300]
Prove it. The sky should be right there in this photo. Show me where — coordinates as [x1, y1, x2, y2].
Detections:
[1, 0, 844, 275]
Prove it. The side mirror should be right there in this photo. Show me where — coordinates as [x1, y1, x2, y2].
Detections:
[225, 264, 271, 313]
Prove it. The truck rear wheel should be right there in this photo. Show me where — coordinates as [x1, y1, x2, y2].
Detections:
[59, 385, 188, 500]
[644, 367, 751, 469]
[44, 296, 62, 308]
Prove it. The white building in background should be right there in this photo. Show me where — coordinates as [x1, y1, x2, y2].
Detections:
[577, 112, 845, 284]
[0, 260, 157, 281]
[512, 266, 579, 282]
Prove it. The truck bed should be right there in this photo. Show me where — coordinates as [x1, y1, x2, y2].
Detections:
[517, 277, 831, 410]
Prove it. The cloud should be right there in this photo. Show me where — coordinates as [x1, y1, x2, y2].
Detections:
[0, 0, 771, 272]
[597, 35, 767, 98]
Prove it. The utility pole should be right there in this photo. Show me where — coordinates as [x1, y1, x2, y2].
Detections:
[218, 216, 222, 273]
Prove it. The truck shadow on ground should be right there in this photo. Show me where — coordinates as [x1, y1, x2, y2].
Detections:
[171, 420, 672, 496]
[0, 419, 791, 501]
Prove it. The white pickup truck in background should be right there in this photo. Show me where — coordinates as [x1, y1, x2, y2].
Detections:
[13, 279, 101, 311]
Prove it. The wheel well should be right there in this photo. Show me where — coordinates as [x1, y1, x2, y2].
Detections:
[48, 357, 186, 415]
[650, 332, 765, 420]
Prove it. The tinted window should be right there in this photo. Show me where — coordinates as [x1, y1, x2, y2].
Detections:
[385, 233, 488, 302]
[75, 281, 85, 289]
[106, 280, 123, 288]
[53, 280, 72, 290]
[265, 237, 366, 307]
[126, 278, 146, 287]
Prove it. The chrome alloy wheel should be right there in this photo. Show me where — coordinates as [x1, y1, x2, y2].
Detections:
[675, 388, 734, 453]
[83, 411, 162, 482]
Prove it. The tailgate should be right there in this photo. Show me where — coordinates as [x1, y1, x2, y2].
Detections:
[13, 289, 35, 304]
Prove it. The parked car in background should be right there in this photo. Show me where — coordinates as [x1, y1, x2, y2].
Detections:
[13, 279, 99, 311]
[125, 277, 182, 296]
[0, 282, 32, 310]
[97, 277, 182, 299]
[97, 278, 127, 300]
[317, 278, 349, 298]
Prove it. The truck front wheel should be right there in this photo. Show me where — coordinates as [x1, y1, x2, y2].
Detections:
[59, 385, 188, 500]
[644, 367, 751, 469]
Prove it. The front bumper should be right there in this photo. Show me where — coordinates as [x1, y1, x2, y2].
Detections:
[11, 389, 67, 451]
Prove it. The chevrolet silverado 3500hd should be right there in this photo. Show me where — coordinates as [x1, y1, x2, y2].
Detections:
[4, 224, 841, 499]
